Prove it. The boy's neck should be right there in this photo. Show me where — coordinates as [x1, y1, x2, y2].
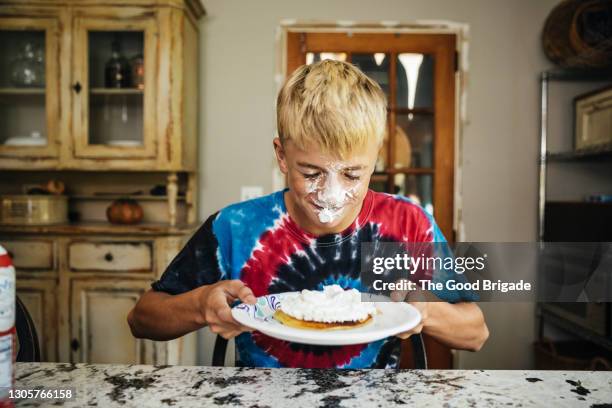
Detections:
[283, 190, 363, 236]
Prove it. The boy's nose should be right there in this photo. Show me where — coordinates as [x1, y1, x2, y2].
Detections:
[318, 182, 349, 206]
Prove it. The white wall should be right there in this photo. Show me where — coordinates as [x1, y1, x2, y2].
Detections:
[196, 0, 561, 368]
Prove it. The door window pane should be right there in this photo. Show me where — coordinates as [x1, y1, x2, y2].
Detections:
[396, 54, 434, 109]
[369, 174, 389, 193]
[89, 92, 143, 146]
[0, 30, 47, 146]
[89, 31, 143, 89]
[88, 31, 144, 146]
[394, 113, 434, 169]
[352, 53, 390, 99]
[394, 173, 433, 214]
[306, 52, 347, 64]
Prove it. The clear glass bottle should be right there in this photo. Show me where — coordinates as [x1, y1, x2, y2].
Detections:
[10, 41, 45, 87]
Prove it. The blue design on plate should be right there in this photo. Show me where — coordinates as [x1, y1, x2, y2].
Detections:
[235, 295, 281, 322]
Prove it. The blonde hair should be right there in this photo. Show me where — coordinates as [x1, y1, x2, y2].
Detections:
[277, 60, 387, 157]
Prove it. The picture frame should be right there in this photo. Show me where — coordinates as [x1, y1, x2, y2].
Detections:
[574, 85, 612, 151]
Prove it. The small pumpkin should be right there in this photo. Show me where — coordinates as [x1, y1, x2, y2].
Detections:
[106, 198, 143, 225]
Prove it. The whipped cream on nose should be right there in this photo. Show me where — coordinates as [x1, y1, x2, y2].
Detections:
[309, 167, 356, 224]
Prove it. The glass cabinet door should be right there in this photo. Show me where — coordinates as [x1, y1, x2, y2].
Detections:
[72, 16, 157, 159]
[0, 17, 60, 158]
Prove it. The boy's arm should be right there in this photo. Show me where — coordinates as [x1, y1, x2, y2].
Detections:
[127, 214, 256, 341]
[395, 290, 489, 351]
[395, 207, 489, 351]
[419, 300, 488, 351]
[127, 280, 255, 341]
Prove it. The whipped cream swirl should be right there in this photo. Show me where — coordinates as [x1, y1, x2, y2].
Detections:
[280, 285, 376, 323]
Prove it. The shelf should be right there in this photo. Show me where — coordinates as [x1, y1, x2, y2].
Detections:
[389, 107, 434, 115]
[546, 143, 612, 162]
[370, 174, 388, 182]
[0, 87, 45, 95]
[70, 194, 185, 202]
[0, 221, 197, 236]
[545, 200, 612, 206]
[377, 167, 435, 175]
[542, 68, 612, 82]
[90, 88, 144, 95]
[539, 307, 612, 352]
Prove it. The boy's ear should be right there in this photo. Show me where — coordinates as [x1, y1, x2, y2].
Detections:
[273, 137, 288, 174]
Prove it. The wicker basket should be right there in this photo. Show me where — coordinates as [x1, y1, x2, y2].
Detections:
[534, 339, 611, 370]
[543, 0, 612, 68]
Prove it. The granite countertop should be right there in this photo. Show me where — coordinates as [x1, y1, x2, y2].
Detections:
[13, 362, 612, 407]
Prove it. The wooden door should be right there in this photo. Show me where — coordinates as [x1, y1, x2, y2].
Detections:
[16, 278, 57, 361]
[71, 9, 158, 160]
[70, 278, 155, 364]
[286, 31, 458, 368]
[0, 14, 61, 162]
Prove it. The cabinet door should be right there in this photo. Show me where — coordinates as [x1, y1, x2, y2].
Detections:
[16, 279, 57, 362]
[72, 12, 157, 160]
[70, 279, 155, 364]
[0, 16, 61, 161]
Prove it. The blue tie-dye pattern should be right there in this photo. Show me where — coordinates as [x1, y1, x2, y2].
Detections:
[210, 190, 473, 367]
[341, 339, 386, 368]
[215, 246, 228, 280]
[213, 190, 286, 280]
[235, 333, 282, 368]
[388, 194, 479, 303]
[318, 276, 362, 291]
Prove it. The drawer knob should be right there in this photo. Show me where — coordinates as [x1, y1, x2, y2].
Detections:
[104, 252, 114, 262]
[71, 338, 80, 351]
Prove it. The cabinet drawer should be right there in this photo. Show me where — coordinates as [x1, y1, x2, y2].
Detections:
[68, 241, 153, 272]
[0, 240, 55, 270]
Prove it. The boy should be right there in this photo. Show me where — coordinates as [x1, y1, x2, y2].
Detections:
[128, 60, 488, 368]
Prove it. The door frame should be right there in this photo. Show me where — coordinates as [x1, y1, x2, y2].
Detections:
[275, 21, 470, 242]
[276, 21, 471, 369]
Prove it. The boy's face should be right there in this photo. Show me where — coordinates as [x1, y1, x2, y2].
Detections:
[274, 137, 379, 234]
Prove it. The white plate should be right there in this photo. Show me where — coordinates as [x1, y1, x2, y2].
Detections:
[231, 292, 421, 346]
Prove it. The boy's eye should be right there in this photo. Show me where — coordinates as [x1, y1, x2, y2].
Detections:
[344, 173, 360, 181]
[303, 173, 320, 179]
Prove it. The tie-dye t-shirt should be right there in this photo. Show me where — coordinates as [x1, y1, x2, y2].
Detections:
[152, 189, 472, 368]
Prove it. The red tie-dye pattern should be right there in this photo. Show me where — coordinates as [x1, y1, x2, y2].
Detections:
[251, 331, 366, 368]
[368, 194, 433, 243]
[238, 192, 437, 367]
[368, 194, 436, 282]
[240, 215, 308, 297]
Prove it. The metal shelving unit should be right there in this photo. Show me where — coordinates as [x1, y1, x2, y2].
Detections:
[538, 68, 612, 241]
[537, 68, 612, 354]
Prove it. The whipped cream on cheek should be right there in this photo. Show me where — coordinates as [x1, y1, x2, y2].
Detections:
[305, 166, 359, 224]
[280, 285, 377, 323]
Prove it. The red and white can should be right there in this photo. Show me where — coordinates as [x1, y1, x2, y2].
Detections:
[0, 246, 15, 408]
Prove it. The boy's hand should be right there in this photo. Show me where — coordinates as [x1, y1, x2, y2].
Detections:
[390, 285, 438, 339]
[198, 280, 257, 339]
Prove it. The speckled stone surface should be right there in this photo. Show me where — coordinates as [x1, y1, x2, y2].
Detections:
[13, 362, 612, 407]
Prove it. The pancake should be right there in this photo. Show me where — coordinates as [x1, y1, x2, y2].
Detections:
[273, 309, 374, 330]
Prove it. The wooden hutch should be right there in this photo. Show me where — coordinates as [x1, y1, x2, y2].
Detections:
[0, 0, 205, 365]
